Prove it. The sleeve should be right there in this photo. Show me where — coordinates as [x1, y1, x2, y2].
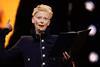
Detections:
[0, 28, 10, 38]
[0, 28, 10, 48]
[0, 36, 23, 64]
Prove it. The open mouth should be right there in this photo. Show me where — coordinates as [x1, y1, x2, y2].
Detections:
[38, 25, 44, 27]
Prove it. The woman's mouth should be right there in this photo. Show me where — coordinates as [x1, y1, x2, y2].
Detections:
[38, 25, 44, 27]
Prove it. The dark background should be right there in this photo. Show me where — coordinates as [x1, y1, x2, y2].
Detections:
[6, 0, 100, 67]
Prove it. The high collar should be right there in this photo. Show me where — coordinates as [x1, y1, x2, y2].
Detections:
[30, 28, 50, 40]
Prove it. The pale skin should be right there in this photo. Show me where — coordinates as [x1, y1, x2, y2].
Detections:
[32, 11, 50, 35]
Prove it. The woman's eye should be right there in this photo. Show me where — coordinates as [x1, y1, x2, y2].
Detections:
[44, 17, 49, 21]
[37, 16, 41, 19]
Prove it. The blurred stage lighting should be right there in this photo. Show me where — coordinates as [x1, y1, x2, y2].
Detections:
[88, 24, 97, 36]
[89, 51, 99, 63]
[84, 1, 95, 12]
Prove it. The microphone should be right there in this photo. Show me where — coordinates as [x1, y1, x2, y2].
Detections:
[39, 30, 45, 39]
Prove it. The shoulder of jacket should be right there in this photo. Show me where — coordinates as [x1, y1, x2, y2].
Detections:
[20, 35, 33, 39]
[49, 34, 59, 38]
[19, 35, 34, 41]
[51, 34, 58, 37]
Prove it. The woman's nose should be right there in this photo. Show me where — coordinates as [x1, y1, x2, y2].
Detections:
[40, 21, 44, 24]
[40, 19, 45, 24]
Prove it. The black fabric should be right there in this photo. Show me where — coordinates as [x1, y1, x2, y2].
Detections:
[0, 29, 74, 67]
[0, 28, 10, 48]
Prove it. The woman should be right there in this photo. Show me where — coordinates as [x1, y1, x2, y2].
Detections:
[0, 4, 75, 67]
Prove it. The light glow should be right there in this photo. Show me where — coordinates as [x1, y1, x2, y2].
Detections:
[0, 0, 20, 47]
[89, 51, 99, 63]
[88, 24, 97, 36]
[84, 1, 95, 12]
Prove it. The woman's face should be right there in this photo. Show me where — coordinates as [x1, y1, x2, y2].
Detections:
[32, 11, 51, 32]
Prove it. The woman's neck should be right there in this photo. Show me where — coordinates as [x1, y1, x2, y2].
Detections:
[35, 29, 45, 36]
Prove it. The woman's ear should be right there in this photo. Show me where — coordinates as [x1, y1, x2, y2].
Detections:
[32, 17, 35, 24]
[47, 20, 50, 26]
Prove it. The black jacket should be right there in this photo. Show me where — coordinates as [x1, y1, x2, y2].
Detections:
[0, 30, 73, 67]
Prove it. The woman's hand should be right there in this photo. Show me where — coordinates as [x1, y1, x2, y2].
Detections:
[5, 19, 12, 32]
[62, 51, 76, 67]
[63, 51, 70, 60]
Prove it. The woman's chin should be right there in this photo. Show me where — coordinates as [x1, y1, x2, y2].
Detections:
[38, 29, 45, 32]
[39, 28, 46, 31]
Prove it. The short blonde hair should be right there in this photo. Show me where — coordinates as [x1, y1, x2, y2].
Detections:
[32, 4, 53, 19]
